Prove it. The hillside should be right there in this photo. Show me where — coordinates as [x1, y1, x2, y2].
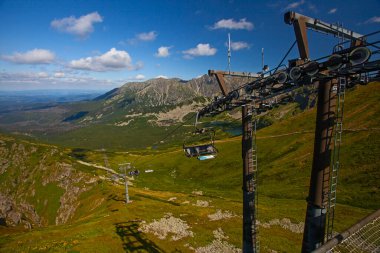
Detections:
[0, 82, 378, 252]
[0, 136, 101, 229]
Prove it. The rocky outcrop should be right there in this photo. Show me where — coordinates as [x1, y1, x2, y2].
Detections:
[0, 194, 41, 229]
[0, 136, 97, 228]
[51, 163, 95, 225]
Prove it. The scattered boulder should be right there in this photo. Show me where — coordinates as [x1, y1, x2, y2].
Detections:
[139, 213, 194, 241]
[258, 218, 304, 233]
[192, 190, 203, 196]
[195, 228, 241, 253]
[193, 200, 210, 207]
[208, 209, 237, 221]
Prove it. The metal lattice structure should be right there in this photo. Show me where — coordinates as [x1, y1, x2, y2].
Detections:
[314, 209, 380, 253]
[331, 219, 380, 252]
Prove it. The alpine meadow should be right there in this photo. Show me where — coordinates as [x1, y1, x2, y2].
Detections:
[0, 1, 379, 253]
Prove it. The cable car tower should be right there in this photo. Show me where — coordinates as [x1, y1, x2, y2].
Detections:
[188, 11, 379, 253]
[284, 11, 370, 252]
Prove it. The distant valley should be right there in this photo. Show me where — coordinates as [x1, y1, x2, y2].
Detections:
[0, 76, 316, 150]
[0, 89, 105, 110]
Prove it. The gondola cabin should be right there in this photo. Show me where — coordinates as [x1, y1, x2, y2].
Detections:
[183, 128, 218, 160]
[183, 143, 217, 158]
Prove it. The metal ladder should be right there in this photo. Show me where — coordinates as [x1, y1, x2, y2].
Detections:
[326, 76, 346, 240]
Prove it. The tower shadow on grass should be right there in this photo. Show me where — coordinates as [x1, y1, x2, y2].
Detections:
[115, 221, 165, 253]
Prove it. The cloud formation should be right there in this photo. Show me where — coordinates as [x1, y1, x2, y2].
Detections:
[328, 8, 337, 14]
[211, 18, 253, 30]
[183, 44, 217, 58]
[137, 31, 157, 41]
[284, 0, 305, 10]
[365, 16, 380, 24]
[126, 31, 158, 44]
[2, 49, 55, 64]
[230, 41, 250, 51]
[308, 3, 317, 13]
[155, 46, 171, 57]
[0, 71, 44, 84]
[37, 72, 49, 78]
[51, 12, 103, 38]
[0, 71, 119, 90]
[54, 72, 65, 78]
[69, 48, 141, 72]
[135, 74, 145, 80]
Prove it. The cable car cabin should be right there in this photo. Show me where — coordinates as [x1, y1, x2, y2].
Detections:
[183, 128, 218, 160]
[183, 144, 217, 159]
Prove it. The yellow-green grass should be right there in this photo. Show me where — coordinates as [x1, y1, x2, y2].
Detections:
[0, 83, 378, 252]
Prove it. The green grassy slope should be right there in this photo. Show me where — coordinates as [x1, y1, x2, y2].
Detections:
[124, 83, 380, 208]
[0, 83, 378, 252]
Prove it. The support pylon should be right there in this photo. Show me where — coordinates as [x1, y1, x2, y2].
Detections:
[302, 79, 337, 252]
[242, 104, 258, 253]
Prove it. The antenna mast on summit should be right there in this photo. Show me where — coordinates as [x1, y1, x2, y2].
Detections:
[228, 33, 231, 73]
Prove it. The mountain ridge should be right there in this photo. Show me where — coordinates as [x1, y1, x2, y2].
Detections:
[0, 75, 314, 150]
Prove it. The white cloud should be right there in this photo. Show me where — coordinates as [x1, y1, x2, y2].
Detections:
[0, 71, 50, 84]
[0, 72, 39, 84]
[365, 16, 380, 24]
[134, 61, 144, 70]
[69, 48, 140, 72]
[54, 72, 65, 78]
[182, 43, 217, 58]
[229, 41, 250, 51]
[211, 18, 253, 30]
[37, 72, 49, 78]
[0, 71, 121, 90]
[2, 49, 55, 64]
[328, 8, 337, 14]
[155, 46, 171, 57]
[136, 31, 157, 41]
[308, 3, 317, 12]
[156, 75, 168, 79]
[126, 31, 158, 44]
[135, 74, 145, 80]
[284, 0, 305, 10]
[51, 12, 103, 37]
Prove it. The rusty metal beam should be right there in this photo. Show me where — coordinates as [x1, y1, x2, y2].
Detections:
[285, 11, 364, 42]
[208, 70, 260, 96]
[209, 70, 260, 78]
[302, 79, 337, 252]
[284, 12, 310, 60]
[285, 11, 366, 61]
[214, 72, 229, 96]
[242, 105, 257, 253]
[293, 18, 309, 60]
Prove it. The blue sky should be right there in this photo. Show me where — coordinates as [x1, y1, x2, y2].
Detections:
[0, 0, 379, 91]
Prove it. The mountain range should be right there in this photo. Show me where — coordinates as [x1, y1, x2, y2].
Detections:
[0, 75, 262, 150]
